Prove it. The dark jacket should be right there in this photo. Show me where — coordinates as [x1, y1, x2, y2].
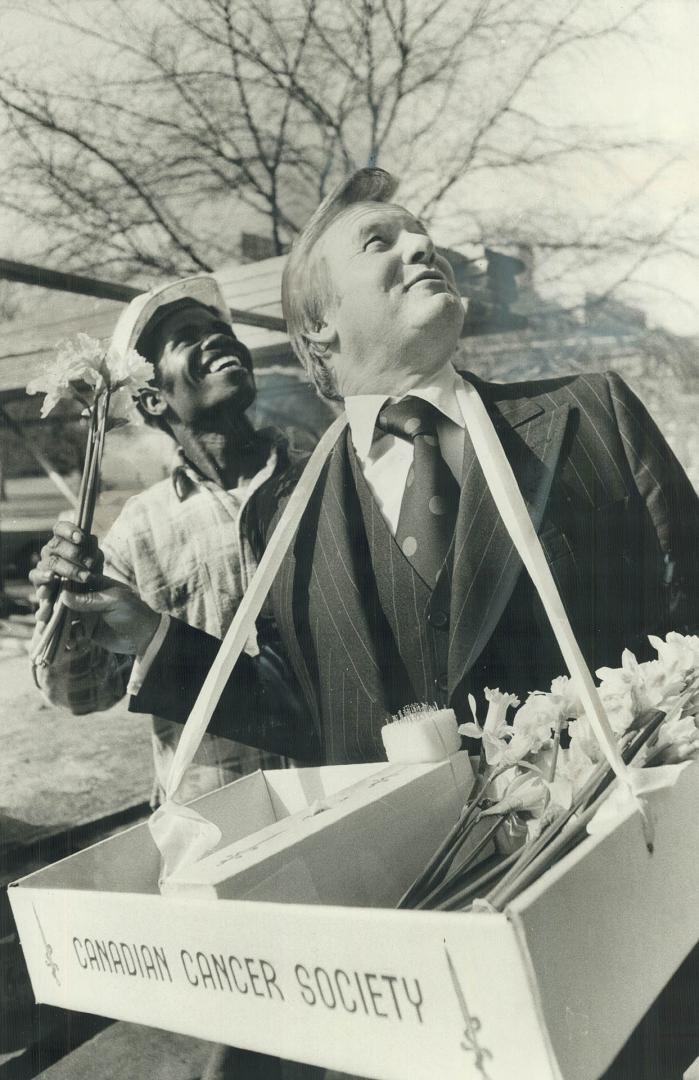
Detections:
[130, 370, 699, 763]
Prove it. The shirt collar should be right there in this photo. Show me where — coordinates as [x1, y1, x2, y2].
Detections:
[344, 362, 467, 459]
[170, 448, 200, 500]
[169, 430, 285, 501]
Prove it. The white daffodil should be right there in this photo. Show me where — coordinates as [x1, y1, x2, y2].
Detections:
[647, 713, 699, 762]
[595, 651, 646, 735]
[27, 338, 104, 415]
[27, 334, 152, 417]
[652, 732, 699, 765]
[566, 715, 603, 763]
[511, 693, 560, 751]
[457, 694, 485, 741]
[458, 688, 520, 767]
[107, 385, 140, 425]
[480, 772, 550, 818]
[470, 688, 520, 766]
[105, 346, 154, 391]
[636, 659, 685, 709]
[649, 632, 699, 678]
[549, 675, 584, 720]
[556, 739, 597, 793]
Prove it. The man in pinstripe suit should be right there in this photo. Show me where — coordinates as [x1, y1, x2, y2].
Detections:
[50, 168, 698, 771]
[39, 167, 699, 1079]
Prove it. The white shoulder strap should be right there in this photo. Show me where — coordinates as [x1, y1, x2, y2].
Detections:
[165, 414, 349, 800]
[459, 381, 629, 782]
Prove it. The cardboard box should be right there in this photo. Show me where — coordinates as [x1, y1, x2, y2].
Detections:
[162, 755, 474, 905]
[9, 758, 699, 1080]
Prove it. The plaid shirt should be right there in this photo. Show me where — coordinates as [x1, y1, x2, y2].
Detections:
[35, 431, 299, 799]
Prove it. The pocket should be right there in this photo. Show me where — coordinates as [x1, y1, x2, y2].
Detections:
[145, 576, 202, 621]
[540, 496, 632, 567]
[538, 522, 572, 564]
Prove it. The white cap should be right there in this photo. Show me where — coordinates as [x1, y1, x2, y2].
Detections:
[110, 274, 230, 357]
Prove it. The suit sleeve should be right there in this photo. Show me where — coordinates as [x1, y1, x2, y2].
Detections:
[128, 616, 319, 760]
[607, 370, 699, 635]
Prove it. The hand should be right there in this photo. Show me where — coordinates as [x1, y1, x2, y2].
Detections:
[31, 519, 103, 586]
[30, 520, 160, 656]
[30, 520, 101, 635]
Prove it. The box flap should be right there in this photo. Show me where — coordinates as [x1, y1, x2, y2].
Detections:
[509, 758, 699, 1080]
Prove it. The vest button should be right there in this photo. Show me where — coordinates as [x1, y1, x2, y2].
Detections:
[434, 672, 449, 694]
[429, 609, 449, 629]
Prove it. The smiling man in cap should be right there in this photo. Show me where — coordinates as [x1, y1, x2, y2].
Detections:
[32, 273, 308, 804]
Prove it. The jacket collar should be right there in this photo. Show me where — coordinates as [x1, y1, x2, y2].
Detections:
[344, 362, 468, 460]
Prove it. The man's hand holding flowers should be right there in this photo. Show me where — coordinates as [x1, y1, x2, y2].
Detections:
[28, 333, 158, 666]
[30, 522, 160, 657]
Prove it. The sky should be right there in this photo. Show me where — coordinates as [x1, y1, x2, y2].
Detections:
[428, 0, 699, 334]
[543, 0, 699, 332]
[1, 0, 698, 334]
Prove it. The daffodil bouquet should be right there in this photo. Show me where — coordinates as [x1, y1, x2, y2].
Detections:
[397, 633, 699, 912]
[27, 333, 153, 667]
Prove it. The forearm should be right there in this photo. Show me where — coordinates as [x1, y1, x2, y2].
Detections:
[33, 629, 133, 715]
[128, 617, 318, 760]
[30, 525, 161, 711]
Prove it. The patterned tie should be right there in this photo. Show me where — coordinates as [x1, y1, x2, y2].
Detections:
[377, 396, 460, 586]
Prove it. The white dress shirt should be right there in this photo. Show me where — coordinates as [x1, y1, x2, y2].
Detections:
[344, 362, 468, 534]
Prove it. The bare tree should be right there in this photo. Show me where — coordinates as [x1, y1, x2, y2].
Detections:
[0, 0, 684, 307]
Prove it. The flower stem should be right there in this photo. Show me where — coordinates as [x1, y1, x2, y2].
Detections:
[548, 722, 562, 782]
[484, 780, 620, 910]
[484, 709, 667, 910]
[80, 389, 109, 533]
[75, 403, 98, 525]
[33, 389, 110, 669]
[397, 765, 505, 908]
[29, 592, 67, 664]
[438, 849, 522, 911]
[414, 815, 507, 909]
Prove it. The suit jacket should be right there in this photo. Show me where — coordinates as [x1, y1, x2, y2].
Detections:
[131, 370, 699, 763]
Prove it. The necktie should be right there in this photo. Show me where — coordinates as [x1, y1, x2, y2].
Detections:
[376, 396, 460, 586]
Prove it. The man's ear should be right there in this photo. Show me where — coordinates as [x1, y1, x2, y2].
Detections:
[138, 386, 168, 418]
[305, 317, 337, 347]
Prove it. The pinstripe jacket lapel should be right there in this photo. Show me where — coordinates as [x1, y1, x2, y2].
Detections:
[272, 429, 390, 760]
[448, 381, 571, 696]
[271, 525, 322, 740]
